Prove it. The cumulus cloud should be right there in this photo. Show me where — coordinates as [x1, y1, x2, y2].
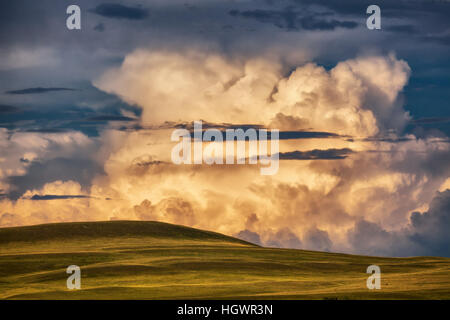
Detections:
[1, 48, 449, 258]
[348, 190, 450, 257]
[409, 190, 450, 257]
[95, 50, 411, 138]
[0, 128, 99, 196]
[266, 227, 302, 249]
[303, 227, 333, 252]
[133, 197, 196, 225]
[0, 180, 108, 227]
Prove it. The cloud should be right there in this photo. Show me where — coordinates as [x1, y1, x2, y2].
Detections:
[303, 227, 332, 252]
[7, 157, 103, 200]
[0, 128, 98, 197]
[0, 180, 111, 226]
[195, 129, 341, 141]
[133, 197, 196, 226]
[266, 227, 302, 249]
[158, 121, 341, 140]
[278, 131, 342, 140]
[0, 47, 60, 70]
[5, 87, 77, 94]
[229, 9, 357, 31]
[296, 0, 450, 19]
[0, 105, 20, 114]
[86, 115, 138, 122]
[28, 194, 92, 200]
[94, 50, 410, 137]
[235, 229, 262, 245]
[2, 47, 450, 258]
[299, 16, 357, 31]
[91, 3, 149, 20]
[23, 128, 74, 133]
[347, 219, 400, 256]
[347, 190, 450, 257]
[279, 148, 354, 160]
[410, 117, 450, 125]
[87, 49, 450, 258]
[94, 23, 105, 32]
[386, 25, 417, 34]
[425, 34, 450, 47]
[409, 190, 450, 257]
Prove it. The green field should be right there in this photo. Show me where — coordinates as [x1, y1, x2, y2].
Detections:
[0, 221, 449, 299]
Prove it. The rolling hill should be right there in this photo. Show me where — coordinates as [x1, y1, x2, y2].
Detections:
[0, 220, 449, 299]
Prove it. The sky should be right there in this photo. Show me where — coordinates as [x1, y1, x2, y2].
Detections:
[1, 0, 450, 257]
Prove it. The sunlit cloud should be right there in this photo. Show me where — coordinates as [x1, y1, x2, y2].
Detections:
[1, 48, 449, 257]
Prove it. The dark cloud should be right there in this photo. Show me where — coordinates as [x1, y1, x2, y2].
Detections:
[28, 194, 91, 200]
[0, 95, 142, 137]
[278, 148, 354, 160]
[191, 130, 341, 140]
[279, 131, 342, 140]
[229, 8, 357, 31]
[245, 213, 259, 230]
[86, 115, 138, 122]
[361, 137, 417, 143]
[348, 190, 450, 257]
[291, 0, 450, 49]
[91, 3, 149, 20]
[163, 121, 342, 140]
[348, 220, 398, 256]
[410, 117, 450, 125]
[165, 120, 263, 131]
[266, 227, 302, 249]
[303, 228, 332, 252]
[131, 160, 164, 167]
[300, 15, 357, 30]
[426, 34, 450, 46]
[235, 229, 262, 245]
[94, 23, 105, 32]
[127, 155, 167, 175]
[295, 0, 450, 18]
[0, 105, 20, 114]
[385, 24, 417, 34]
[5, 87, 77, 95]
[8, 158, 104, 200]
[409, 190, 450, 257]
[24, 128, 73, 133]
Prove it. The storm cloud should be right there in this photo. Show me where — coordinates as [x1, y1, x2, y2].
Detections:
[6, 87, 77, 95]
[91, 3, 149, 20]
[0, 1, 449, 258]
[229, 9, 357, 31]
[279, 148, 354, 160]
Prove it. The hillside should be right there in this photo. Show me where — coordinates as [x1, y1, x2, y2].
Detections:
[0, 220, 253, 245]
[0, 221, 449, 299]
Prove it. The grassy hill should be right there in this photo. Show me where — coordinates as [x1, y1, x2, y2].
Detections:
[0, 220, 449, 299]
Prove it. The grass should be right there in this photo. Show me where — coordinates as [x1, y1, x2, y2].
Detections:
[0, 220, 449, 299]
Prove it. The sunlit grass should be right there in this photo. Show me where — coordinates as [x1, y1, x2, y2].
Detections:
[0, 221, 449, 299]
